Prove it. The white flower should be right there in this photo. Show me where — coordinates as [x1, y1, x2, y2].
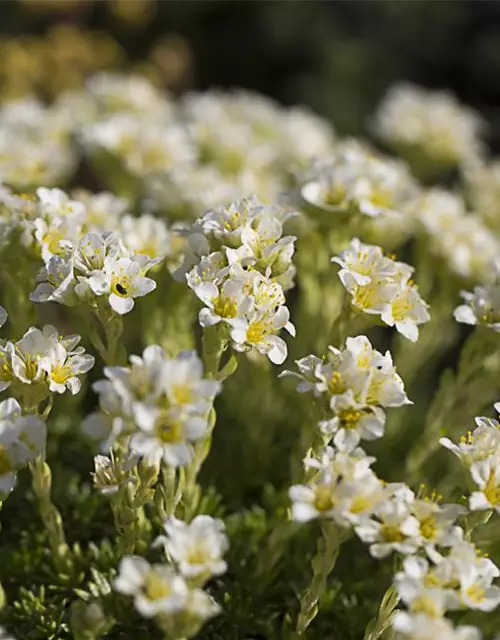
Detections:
[194, 279, 251, 328]
[0, 342, 15, 392]
[92, 453, 137, 495]
[410, 499, 465, 551]
[332, 238, 397, 287]
[454, 286, 500, 332]
[118, 213, 171, 263]
[289, 482, 338, 522]
[40, 342, 95, 395]
[373, 82, 484, 168]
[413, 189, 500, 283]
[0, 306, 7, 329]
[230, 305, 295, 365]
[74, 232, 123, 276]
[158, 515, 229, 582]
[393, 611, 482, 640]
[159, 351, 221, 413]
[30, 255, 76, 305]
[440, 406, 500, 468]
[322, 392, 386, 449]
[290, 443, 381, 524]
[12, 327, 52, 385]
[380, 282, 430, 342]
[458, 564, 500, 612]
[72, 189, 128, 232]
[129, 405, 208, 467]
[278, 354, 323, 394]
[86, 347, 220, 458]
[333, 239, 430, 340]
[87, 256, 156, 314]
[0, 397, 46, 497]
[114, 556, 188, 618]
[395, 556, 452, 618]
[355, 490, 420, 558]
[333, 471, 388, 526]
[469, 453, 500, 513]
[182, 588, 221, 626]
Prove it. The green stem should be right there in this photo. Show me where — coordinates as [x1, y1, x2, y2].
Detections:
[112, 461, 158, 556]
[30, 456, 72, 576]
[90, 306, 125, 366]
[180, 326, 238, 520]
[295, 521, 347, 635]
[363, 584, 399, 640]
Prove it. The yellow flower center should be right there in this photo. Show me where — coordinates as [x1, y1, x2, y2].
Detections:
[144, 572, 172, 601]
[423, 573, 442, 588]
[481, 305, 500, 325]
[339, 408, 362, 429]
[23, 355, 39, 380]
[218, 149, 245, 175]
[391, 295, 413, 321]
[370, 188, 393, 209]
[155, 417, 183, 444]
[314, 484, 334, 512]
[381, 524, 405, 543]
[142, 146, 169, 170]
[213, 295, 238, 319]
[353, 283, 379, 310]
[51, 364, 72, 385]
[0, 446, 13, 475]
[412, 595, 441, 617]
[0, 354, 13, 382]
[185, 545, 209, 565]
[111, 275, 132, 298]
[324, 182, 345, 206]
[466, 584, 486, 603]
[136, 240, 159, 259]
[171, 384, 192, 405]
[328, 371, 346, 395]
[419, 516, 437, 539]
[42, 229, 64, 255]
[484, 472, 500, 506]
[350, 495, 372, 514]
[246, 320, 270, 344]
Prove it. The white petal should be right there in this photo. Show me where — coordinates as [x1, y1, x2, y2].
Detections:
[109, 294, 134, 315]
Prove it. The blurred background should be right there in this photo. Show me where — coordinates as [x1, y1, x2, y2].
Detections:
[3, 0, 500, 148]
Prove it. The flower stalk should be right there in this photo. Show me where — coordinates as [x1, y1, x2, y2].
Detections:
[30, 456, 72, 576]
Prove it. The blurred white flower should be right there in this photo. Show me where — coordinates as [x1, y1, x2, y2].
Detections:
[158, 515, 229, 582]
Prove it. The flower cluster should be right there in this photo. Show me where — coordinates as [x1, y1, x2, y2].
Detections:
[83, 346, 221, 467]
[413, 189, 500, 284]
[373, 82, 484, 171]
[393, 543, 499, 639]
[15, 187, 169, 315]
[441, 402, 500, 514]
[289, 345, 500, 639]
[289, 439, 465, 558]
[300, 140, 420, 220]
[332, 238, 430, 341]
[290, 433, 500, 639]
[177, 196, 297, 364]
[114, 514, 228, 638]
[281, 335, 411, 448]
[0, 324, 94, 399]
[465, 159, 500, 232]
[0, 97, 77, 189]
[0, 397, 46, 498]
